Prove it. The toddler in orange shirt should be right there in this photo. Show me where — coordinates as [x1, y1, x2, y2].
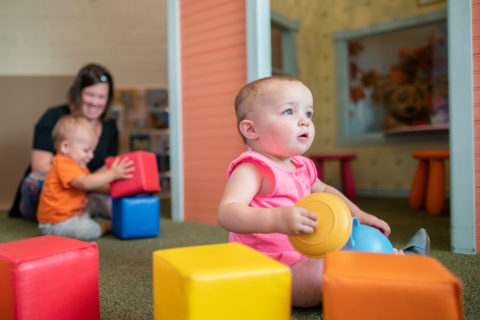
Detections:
[37, 115, 133, 240]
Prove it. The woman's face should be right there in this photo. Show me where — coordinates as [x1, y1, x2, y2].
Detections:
[80, 82, 109, 121]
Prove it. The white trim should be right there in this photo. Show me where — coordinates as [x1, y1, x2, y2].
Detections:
[246, 0, 272, 81]
[167, 0, 184, 221]
[448, 0, 476, 254]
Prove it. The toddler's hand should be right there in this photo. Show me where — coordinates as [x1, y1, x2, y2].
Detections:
[274, 206, 318, 236]
[109, 157, 134, 181]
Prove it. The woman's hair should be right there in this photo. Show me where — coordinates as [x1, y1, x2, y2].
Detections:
[68, 63, 114, 120]
[52, 115, 96, 151]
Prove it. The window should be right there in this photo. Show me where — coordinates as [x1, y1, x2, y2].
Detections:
[334, 10, 448, 145]
[271, 11, 299, 77]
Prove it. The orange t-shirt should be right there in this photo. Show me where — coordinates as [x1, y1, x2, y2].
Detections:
[37, 154, 90, 224]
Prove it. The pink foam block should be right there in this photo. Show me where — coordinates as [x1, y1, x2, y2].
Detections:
[105, 151, 161, 198]
[0, 235, 100, 320]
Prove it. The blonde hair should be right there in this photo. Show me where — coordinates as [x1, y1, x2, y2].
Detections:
[52, 115, 96, 151]
[234, 76, 301, 142]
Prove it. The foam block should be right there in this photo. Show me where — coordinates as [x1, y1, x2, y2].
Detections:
[113, 196, 160, 239]
[106, 151, 160, 198]
[0, 235, 100, 320]
[323, 251, 464, 320]
[153, 243, 291, 320]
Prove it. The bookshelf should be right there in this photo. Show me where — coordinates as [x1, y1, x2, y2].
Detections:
[111, 87, 170, 200]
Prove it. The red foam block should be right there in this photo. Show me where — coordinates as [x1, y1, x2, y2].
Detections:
[0, 235, 100, 320]
[106, 151, 161, 198]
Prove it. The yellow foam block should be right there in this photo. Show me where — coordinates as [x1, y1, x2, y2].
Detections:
[323, 251, 464, 320]
[153, 243, 291, 320]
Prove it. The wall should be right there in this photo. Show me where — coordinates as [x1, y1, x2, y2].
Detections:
[270, 0, 449, 196]
[0, 0, 167, 209]
[180, 0, 247, 224]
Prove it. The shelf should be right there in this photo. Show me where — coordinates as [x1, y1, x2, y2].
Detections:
[382, 124, 449, 136]
[153, 191, 171, 199]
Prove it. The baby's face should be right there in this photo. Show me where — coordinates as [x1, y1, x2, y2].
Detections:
[64, 130, 98, 169]
[247, 80, 315, 159]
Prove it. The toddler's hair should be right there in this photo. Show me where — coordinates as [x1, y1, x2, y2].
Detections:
[234, 75, 300, 142]
[52, 115, 95, 150]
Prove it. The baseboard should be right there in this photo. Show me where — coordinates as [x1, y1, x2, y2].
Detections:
[0, 203, 10, 212]
[357, 188, 410, 199]
[356, 188, 450, 200]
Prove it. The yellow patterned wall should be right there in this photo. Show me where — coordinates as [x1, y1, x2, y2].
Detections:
[271, 0, 448, 196]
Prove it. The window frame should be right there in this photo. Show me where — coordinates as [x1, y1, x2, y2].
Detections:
[271, 11, 299, 78]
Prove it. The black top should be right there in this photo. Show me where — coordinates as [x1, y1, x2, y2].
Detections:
[9, 104, 119, 217]
[33, 105, 118, 171]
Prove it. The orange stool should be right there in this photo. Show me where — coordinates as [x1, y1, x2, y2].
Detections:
[309, 154, 357, 200]
[323, 251, 464, 320]
[409, 150, 450, 216]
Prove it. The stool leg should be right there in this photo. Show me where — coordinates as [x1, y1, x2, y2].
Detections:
[315, 160, 325, 181]
[426, 159, 446, 216]
[409, 159, 429, 210]
[340, 159, 356, 200]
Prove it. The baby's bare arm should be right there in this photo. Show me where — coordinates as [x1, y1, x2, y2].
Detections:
[218, 162, 317, 235]
[70, 157, 134, 192]
[323, 184, 391, 236]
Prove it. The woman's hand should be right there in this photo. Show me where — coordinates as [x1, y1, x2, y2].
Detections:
[272, 206, 318, 235]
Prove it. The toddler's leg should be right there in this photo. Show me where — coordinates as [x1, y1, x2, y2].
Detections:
[19, 170, 48, 220]
[289, 257, 324, 307]
[87, 193, 112, 219]
[38, 214, 102, 241]
[402, 228, 431, 255]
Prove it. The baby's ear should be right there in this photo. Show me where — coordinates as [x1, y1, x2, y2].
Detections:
[239, 119, 257, 140]
[58, 140, 70, 154]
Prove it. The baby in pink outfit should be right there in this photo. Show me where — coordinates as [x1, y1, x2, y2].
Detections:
[217, 76, 392, 307]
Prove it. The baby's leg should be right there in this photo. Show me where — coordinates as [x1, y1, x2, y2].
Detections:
[87, 193, 112, 219]
[289, 257, 324, 307]
[38, 214, 102, 241]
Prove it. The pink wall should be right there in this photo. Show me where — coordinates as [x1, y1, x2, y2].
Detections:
[180, 0, 247, 224]
[473, 0, 480, 253]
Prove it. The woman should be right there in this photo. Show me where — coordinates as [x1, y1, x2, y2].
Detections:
[9, 63, 119, 220]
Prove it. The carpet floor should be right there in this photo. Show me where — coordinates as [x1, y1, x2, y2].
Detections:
[1, 197, 479, 319]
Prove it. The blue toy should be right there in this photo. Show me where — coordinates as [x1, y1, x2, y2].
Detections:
[342, 218, 394, 254]
[113, 196, 160, 239]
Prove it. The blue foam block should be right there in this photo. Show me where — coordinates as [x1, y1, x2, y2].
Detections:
[112, 196, 160, 239]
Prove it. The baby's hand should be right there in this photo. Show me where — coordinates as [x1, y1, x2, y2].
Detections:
[109, 157, 134, 181]
[358, 213, 391, 237]
[273, 206, 318, 235]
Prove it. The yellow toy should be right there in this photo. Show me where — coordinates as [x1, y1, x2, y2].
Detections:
[288, 193, 352, 258]
[153, 243, 291, 320]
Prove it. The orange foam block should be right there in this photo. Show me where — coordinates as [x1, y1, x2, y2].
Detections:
[0, 235, 100, 320]
[323, 251, 464, 320]
[106, 151, 160, 198]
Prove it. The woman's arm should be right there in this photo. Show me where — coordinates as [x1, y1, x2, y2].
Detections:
[217, 162, 317, 235]
[31, 150, 53, 172]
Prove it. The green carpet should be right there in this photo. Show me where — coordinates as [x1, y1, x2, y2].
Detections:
[1, 197, 479, 320]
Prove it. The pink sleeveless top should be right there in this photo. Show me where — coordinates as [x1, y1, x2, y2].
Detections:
[227, 151, 318, 266]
